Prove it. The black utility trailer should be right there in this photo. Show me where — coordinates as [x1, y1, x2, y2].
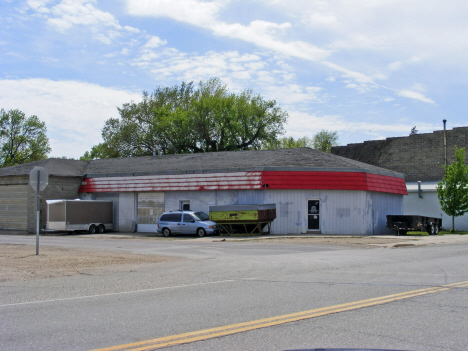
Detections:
[386, 215, 442, 235]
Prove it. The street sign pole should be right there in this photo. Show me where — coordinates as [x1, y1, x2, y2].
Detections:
[36, 171, 40, 255]
[30, 166, 48, 256]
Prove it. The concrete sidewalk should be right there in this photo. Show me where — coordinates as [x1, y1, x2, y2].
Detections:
[2, 229, 467, 248]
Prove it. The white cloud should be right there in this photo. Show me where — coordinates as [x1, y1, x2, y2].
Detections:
[0, 79, 141, 158]
[27, 0, 52, 13]
[306, 12, 338, 27]
[286, 110, 439, 140]
[126, 0, 225, 27]
[262, 85, 324, 106]
[132, 48, 268, 83]
[388, 56, 424, 71]
[397, 89, 435, 104]
[126, 0, 330, 62]
[47, 0, 119, 30]
[27, 0, 140, 44]
[144, 36, 167, 48]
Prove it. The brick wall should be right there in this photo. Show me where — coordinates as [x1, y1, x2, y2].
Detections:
[331, 127, 468, 182]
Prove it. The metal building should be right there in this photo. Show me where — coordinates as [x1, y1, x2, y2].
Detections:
[0, 148, 407, 235]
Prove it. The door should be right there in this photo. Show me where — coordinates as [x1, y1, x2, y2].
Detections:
[181, 213, 197, 234]
[137, 192, 164, 232]
[307, 199, 320, 232]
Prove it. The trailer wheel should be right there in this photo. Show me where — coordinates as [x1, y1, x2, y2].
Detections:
[162, 228, 171, 237]
[97, 224, 105, 234]
[429, 224, 439, 235]
[197, 228, 206, 237]
[88, 225, 97, 234]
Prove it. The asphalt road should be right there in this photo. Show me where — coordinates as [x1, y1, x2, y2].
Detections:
[1, 234, 468, 351]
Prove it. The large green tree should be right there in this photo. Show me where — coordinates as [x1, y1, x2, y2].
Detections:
[83, 78, 288, 159]
[313, 129, 339, 152]
[437, 146, 468, 231]
[0, 109, 51, 168]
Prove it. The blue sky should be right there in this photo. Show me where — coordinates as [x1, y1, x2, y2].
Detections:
[1, 0, 467, 159]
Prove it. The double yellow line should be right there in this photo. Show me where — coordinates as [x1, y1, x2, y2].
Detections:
[92, 280, 468, 351]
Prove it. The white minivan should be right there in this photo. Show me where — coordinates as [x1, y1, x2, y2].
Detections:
[157, 211, 219, 237]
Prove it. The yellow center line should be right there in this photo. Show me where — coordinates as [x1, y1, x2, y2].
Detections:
[91, 280, 468, 351]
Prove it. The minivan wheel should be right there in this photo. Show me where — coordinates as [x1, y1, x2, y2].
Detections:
[162, 228, 171, 237]
[197, 228, 206, 237]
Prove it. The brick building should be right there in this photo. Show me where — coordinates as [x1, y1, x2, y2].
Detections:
[332, 126, 468, 230]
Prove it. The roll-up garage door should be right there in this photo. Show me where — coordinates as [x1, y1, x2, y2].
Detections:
[0, 184, 28, 230]
[137, 192, 164, 232]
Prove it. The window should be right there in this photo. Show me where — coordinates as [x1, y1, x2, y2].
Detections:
[193, 212, 209, 221]
[160, 213, 182, 222]
[183, 214, 195, 223]
[179, 200, 190, 211]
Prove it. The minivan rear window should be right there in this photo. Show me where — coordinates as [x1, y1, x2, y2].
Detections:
[160, 213, 182, 222]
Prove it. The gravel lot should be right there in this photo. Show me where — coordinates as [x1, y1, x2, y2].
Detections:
[0, 243, 178, 282]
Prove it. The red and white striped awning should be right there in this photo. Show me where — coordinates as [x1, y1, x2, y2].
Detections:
[79, 170, 407, 195]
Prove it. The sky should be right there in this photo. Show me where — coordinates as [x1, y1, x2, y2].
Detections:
[1, 0, 467, 159]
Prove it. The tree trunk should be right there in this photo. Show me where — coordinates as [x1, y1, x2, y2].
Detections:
[452, 215, 455, 232]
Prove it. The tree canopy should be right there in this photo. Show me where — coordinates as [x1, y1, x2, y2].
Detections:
[0, 109, 51, 168]
[437, 146, 468, 231]
[312, 129, 339, 152]
[262, 136, 314, 150]
[83, 79, 288, 159]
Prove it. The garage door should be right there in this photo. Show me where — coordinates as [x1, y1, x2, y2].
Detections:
[0, 184, 28, 230]
[137, 192, 164, 232]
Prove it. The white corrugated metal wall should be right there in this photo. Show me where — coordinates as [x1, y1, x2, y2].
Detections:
[161, 189, 404, 235]
[137, 192, 164, 232]
[371, 192, 404, 234]
[239, 189, 375, 235]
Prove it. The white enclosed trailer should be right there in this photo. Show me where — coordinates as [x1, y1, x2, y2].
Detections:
[46, 200, 113, 233]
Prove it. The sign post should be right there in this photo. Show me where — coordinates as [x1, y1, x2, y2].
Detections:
[29, 166, 49, 255]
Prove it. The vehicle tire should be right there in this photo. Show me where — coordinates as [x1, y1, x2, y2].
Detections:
[97, 224, 105, 234]
[197, 228, 206, 237]
[162, 228, 171, 237]
[398, 229, 407, 236]
[88, 224, 97, 234]
[434, 224, 440, 235]
[429, 224, 436, 235]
